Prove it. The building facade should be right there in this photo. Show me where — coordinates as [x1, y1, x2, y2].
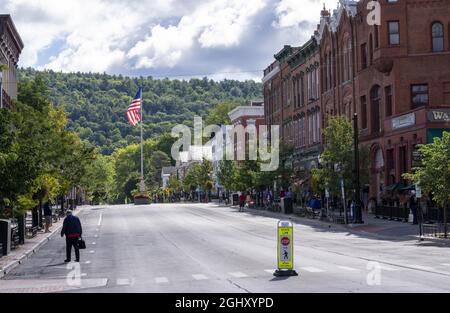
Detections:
[0, 15, 23, 108]
[263, 0, 450, 207]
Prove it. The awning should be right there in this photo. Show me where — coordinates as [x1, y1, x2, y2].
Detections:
[399, 184, 415, 191]
[383, 183, 404, 192]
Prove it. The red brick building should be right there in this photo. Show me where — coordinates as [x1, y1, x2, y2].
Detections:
[263, 0, 450, 207]
[0, 15, 24, 109]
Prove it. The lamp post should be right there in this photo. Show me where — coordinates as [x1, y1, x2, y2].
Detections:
[0, 70, 3, 109]
[353, 113, 364, 224]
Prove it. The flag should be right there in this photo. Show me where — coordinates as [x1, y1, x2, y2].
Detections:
[126, 88, 142, 126]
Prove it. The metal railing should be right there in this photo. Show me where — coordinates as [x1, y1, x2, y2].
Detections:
[375, 206, 409, 222]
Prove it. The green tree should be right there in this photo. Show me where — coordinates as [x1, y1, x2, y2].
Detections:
[205, 100, 241, 125]
[312, 116, 370, 200]
[403, 132, 450, 237]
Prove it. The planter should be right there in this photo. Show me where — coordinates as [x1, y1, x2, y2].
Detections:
[134, 195, 151, 205]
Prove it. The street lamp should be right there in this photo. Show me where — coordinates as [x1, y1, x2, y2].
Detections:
[353, 113, 364, 224]
[0, 70, 3, 109]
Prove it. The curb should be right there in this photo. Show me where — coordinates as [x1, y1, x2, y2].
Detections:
[0, 206, 87, 279]
[214, 203, 419, 241]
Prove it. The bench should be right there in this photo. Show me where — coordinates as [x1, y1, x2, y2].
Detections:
[10, 224, 20, 250]
[25, 216, 38, 239]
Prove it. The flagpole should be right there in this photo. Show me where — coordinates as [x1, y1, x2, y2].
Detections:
[140, 87, 145, 193]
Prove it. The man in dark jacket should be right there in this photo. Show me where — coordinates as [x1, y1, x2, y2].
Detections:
[61, 210, 82, 263]
[43, 200, 53, 233]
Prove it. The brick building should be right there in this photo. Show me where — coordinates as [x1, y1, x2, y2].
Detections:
[263, 0, 450, 207]
[0, 14, 23, 109]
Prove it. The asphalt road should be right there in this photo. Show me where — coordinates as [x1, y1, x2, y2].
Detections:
[2, 203, 450, 293]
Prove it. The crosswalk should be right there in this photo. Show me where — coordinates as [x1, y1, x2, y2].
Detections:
[77, 263, 450, 287]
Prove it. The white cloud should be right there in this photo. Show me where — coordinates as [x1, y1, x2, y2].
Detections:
[0, 0, 335, 78]
[127, 0, 267, 69]
[273, 0, 336, 28]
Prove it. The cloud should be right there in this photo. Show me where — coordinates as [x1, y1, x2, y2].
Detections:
[1, 0, 338, 80]
[127, 0, 267, 69]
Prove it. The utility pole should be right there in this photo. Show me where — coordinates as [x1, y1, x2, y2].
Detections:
[353, 113, 364, 224]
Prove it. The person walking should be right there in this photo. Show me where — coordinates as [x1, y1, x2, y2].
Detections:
[61, 210, 82, 263]
[43, 200, 53, 233]
[239, 192, 246, 212]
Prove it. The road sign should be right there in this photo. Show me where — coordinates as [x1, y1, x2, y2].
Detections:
[274, 221, 298, 277]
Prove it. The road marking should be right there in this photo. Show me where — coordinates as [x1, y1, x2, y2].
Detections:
[441, 263, 450, 267]
[155, 277, 169, 284]
[407, 265, 435, 271]
[301, 267, 325, 273]
[116, 278, 131, 286]
[264, 269, 274, 274]
[337, 266, 359, 272]
[97, 213, 103, 226]
[229, 272, 248, 278]
[192, 274, 208, 281]
[91, 242, 96, 245]
[89, 250, 95, 254]
[85, 261, 91, 264]
[380, 265, 399, 272]
[81, 273, 87, 277]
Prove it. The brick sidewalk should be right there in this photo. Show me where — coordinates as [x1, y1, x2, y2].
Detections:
[0, 206, 90, 278]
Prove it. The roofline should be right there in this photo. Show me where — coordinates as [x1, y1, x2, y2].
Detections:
[0, 14, 24, 51]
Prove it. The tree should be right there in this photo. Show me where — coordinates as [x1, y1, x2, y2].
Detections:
[217, 160, 238, 192]
[182, 160, 213, 201]
[403, 132, 450, 237]
[205, 100, 241, 125]
[312, 116, 370, 200]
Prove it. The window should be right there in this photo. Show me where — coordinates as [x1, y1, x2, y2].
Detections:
[411, 84, 429, 108]
[370, 85, 382, 134]
[361, 96, 367, 129]
[300, 75, 305, 106]
[374, 25, 379, 48]
[385, 86, 393, 117]
[388, 21, 400, 45]
[361, 43, 368, 69]
[431, 22, 444, 52]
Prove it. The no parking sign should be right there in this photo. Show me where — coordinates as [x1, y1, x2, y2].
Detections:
[274, 220, 298, 277]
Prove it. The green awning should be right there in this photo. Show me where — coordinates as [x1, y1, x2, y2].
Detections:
[399, 184, 415, 191]
[383, 183, 404, 192]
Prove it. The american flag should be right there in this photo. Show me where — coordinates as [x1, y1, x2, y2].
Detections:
[126, 88, 142, 126]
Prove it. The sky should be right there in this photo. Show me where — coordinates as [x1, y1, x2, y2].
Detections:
[3, 0, 337, 81]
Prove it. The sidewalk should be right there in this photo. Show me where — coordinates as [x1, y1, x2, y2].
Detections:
[213, 201, 422, 241]
[0, 206, 90, 279]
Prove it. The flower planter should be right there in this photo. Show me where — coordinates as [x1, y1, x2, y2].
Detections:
[134, 195, 150, 205]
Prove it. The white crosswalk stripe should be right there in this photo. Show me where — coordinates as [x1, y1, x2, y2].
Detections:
[301, 267, 325, 273]
[337, 266, 359, 272]
[441, 263, 450, 267]
[229, 272, 249, 278]
[155, 277, 169, 284]
[192, 274, 209, 281]
[116, 278, 131, 286]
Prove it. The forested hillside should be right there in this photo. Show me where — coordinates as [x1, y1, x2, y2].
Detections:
[18, 68, 262, 154]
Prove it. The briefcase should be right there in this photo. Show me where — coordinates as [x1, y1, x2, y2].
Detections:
[78, 238, 86, 249]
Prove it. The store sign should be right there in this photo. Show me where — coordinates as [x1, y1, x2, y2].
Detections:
[392, 113, 415, 130]
[427, 109, 450, 122]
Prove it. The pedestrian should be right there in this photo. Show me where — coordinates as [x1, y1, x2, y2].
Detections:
[43, 200, 53, 233]
[239, 192, 246, 212]
[61, 210, 83, 263]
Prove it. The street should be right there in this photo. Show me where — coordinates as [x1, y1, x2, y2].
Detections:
[2, 203, 450, 293]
